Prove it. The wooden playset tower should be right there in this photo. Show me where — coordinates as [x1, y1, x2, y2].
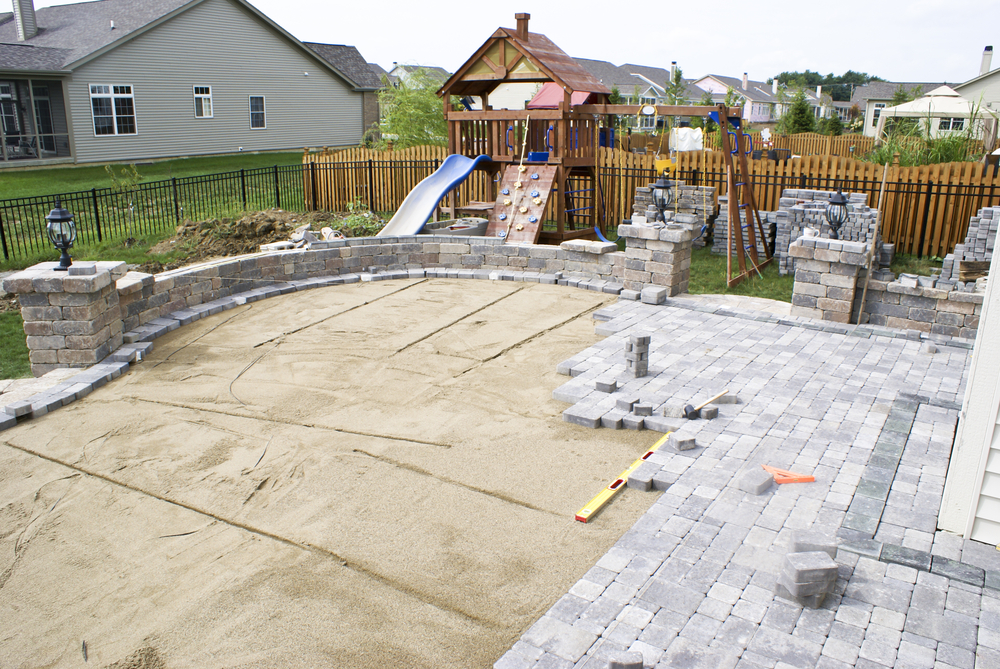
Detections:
[436, 13, 612, 243]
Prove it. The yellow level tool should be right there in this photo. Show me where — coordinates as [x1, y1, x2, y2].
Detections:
[575, 432, 672, 523]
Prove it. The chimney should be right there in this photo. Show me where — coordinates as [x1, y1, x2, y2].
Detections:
[742, 72, 748, 91]
[816, 85, 822, 98]
[12, 0, 37, 41]
[515, 13, 530, 41]
[671, 61, 677, 80]
[982, 46, 994, 76]
[772, 79, 778, 95]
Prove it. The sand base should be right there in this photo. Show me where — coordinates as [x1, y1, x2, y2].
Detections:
[0, 279, 657, 668]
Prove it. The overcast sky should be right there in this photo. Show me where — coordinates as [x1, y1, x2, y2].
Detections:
[34, 0, 998, 84]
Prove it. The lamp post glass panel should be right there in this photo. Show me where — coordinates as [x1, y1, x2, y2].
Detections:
[826, 190, 848, 240]
[46, 200, 77, 270]
[652, 176, 673, 221]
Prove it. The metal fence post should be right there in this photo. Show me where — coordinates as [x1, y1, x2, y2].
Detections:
[0, 211, 9, 261]
[172, 178, 180, 223]
[310, 162, 318, 212]
[919, 180, 935, 258]
[91, 188, 103, 242]
[273, 165, 281, 209]
[240, 168, 247, 209]
[367, 159, 375, 212]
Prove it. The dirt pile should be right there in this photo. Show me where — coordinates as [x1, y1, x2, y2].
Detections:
[137, 209, 351, 273]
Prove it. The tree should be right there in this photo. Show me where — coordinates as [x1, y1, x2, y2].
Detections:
[689, 90, 717, 133]
[608, 85, 623, 129]
[778, 89, 816, 134]
[824, 113, 844, 136]
[663, 65, 687, 132]
[365, 69, 449, 149]
[769, 70, 882, 101]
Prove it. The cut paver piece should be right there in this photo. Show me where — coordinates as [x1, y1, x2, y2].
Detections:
[607, 649, 643, 669]
[789, 529, 838, 558]
[633, 402, 653, 417]
[783, 552, 838, 582]
[698, 406, 719, 419]
[738, 468, 774, 495]
[669, 433, 697, 451]
[595, 377, 618, 393]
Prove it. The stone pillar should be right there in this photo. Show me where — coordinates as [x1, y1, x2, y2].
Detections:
[788, 238, 868, 323]
[1, 261, 126, 377]
[617, 223, 696, 295]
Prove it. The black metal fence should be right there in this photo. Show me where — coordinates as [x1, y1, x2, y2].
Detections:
[0, 164, 306, 262]
[5, 159, 998, 264]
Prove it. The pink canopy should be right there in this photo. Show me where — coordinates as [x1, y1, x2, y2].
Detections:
[526, 82, 596, 109]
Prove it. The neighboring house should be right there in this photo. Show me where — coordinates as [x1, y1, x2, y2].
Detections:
[691, 74, 790, 124]
[303, 43, 383, 134]
[574, 58, 703, 129]
[386, 63, 450, 87]
[849, 81, 948, 137]
[0, 0, 379, 166]
[955, 46, 1000, 114]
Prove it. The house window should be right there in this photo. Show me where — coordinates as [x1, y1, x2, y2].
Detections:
[249, 96, 265, 129]
[194, 86, 213, 118]
[939, 117, 965, 131]
[872, 103, 885, 127]
[90, 84, 136, 135]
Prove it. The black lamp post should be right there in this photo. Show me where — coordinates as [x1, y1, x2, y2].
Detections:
[45, 199, 76, 271]
[652, 175, 673, 221]
[825, 190, 849, 240]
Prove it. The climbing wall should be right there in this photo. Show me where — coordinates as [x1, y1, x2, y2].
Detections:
[485, 164, 557, 244]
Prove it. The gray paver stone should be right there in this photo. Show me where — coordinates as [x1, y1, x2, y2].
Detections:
[881, 544, 933, 572]
[669, 434, 697, 451]
[791, 529, 839, 558]
[931, 556, 986, 587]
[520, 616, 597, 663]
[738, 469, 774, 496]
[777, 570, 837, 598]
[698, 406, 719, 419]
[784, 552, 839, 582]
[4, 400, 31, 417]
[606, 649, 643, 669]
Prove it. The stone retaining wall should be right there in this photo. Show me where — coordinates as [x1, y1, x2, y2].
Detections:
[4, 227, 698, 376]
[788, 238, 984, 337]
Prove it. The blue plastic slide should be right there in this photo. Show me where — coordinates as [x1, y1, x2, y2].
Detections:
[377, 154, 492, 237]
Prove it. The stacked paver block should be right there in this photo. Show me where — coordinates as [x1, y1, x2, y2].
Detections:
[617, 223, 696, 295]
[788, 238, 868, 323]
[941, 205, 999, 281]
[769, 189, 876, 275]
[775, 550, 839, 608]
[2, 261, 127, 376]
[712, 196, 777, 257]
[632, 181, 716, 248]
[625, 333, 649, 378]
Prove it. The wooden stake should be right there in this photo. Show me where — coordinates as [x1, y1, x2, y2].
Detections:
[855, 157, 894, 325]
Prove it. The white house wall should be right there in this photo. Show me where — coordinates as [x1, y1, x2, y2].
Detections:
[67, 0, 363, 163]
[940, 249, 1000, 539]
[957, 72, 1000, 113]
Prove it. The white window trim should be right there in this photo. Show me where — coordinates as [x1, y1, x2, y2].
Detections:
[193, 85, 213, 119]
[89, 84, 137, 136]
[249, 95, 265, 130]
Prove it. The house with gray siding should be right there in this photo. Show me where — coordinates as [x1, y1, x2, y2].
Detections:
[0, 0, 379, 166]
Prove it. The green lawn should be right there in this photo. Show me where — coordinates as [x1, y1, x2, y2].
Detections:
[0, 312, 30, 380]
[1, 151, 304, 200]
[688, 245, 795, 302]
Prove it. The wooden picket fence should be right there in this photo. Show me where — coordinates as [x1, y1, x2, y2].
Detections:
[305, 146, 1000, 258]
[624, 132, 876, 158]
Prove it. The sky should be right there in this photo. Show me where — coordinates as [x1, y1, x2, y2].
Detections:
[32, 0, 999, 85]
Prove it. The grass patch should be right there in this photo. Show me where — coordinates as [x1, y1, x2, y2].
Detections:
[0, 312, 31, 380]
[688, 245, 794, 302]
[890, 252, 942, 277]
[1, 151, 304, 200]
[0, 227, 190, 273]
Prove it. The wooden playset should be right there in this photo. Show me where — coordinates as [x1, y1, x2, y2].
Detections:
[437, 13, 770, 285]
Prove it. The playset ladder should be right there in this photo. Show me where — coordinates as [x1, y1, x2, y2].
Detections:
[717, 105, 771, 287]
